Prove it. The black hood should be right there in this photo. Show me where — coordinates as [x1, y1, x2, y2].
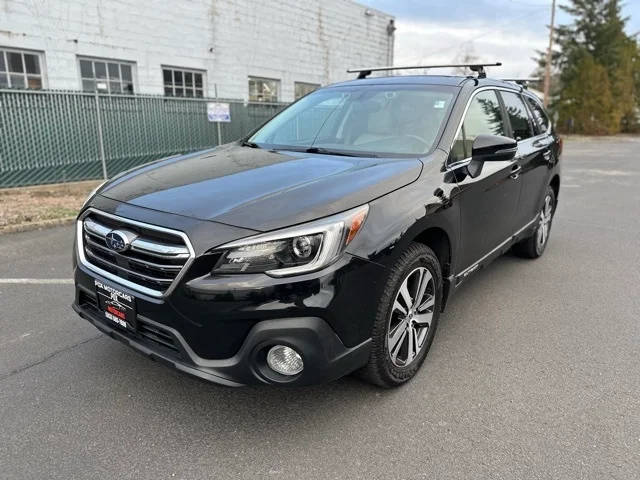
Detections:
[99, 145, 423, 232]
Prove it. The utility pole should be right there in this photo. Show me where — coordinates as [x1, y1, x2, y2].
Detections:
[543, 0, 556, 107]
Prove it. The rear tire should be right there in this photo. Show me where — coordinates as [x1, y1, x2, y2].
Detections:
[358, 243, 442, 388]
[513, 186, 556, 259]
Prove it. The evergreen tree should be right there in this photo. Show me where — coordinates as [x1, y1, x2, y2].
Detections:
[560, 53, 616, 134]
[539, 0, 639, 134]
[612, 40, 639, 132]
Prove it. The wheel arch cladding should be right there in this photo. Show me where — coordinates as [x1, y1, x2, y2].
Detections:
[412, 227, 451, 312]
[550, 174, 560, 201]
[413, 227, 451, 275]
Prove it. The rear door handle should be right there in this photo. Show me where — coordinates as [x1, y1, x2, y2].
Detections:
[510, 164, 522, 180]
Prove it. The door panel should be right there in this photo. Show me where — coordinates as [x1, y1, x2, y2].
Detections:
[513, 136, 553, 227]
[500, 91, 552, 228]
[452, 161, 521, 271]
[449, 89, 522, 273]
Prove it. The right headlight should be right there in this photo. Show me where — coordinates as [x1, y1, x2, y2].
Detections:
[212, 204, 369, 277]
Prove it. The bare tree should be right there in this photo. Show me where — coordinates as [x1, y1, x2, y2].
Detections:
[451, 43, 480, 75]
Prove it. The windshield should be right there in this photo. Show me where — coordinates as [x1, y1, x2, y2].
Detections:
[248, 84, 457, 157]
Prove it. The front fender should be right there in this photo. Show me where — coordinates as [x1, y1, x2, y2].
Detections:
[346, 152, 459, 274]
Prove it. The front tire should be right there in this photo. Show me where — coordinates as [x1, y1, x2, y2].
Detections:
[513, 185, 556, 259]
[359, 243, 442, 388]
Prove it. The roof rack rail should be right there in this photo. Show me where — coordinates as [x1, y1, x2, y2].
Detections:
[347, 63, 502, 79]
[502, 78, 541, 88]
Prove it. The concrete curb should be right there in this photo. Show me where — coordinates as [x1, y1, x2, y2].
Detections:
[562, 134, 640, 142]
[0, 217, 76, 235]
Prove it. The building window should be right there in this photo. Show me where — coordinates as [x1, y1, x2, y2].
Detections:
[248, 77, 280, 102]
[0, 48, 45, 89]
[294, 82, 320, 100]
[162, 67, 204, 97]
[79, 57, 134, 94]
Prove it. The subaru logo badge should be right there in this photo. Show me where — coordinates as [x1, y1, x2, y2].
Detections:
[105, 230, 130, 252]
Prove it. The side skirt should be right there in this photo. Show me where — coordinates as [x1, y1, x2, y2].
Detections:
[452, 215, 539, 289]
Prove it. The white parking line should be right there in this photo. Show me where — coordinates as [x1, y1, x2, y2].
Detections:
[0, 278, 74, 285]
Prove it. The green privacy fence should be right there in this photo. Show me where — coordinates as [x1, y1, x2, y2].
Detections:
[0, 89, 287, 188]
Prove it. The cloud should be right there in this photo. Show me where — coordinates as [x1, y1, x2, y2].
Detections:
[393, 18, 549, 78]
[363, 0, 639, 78]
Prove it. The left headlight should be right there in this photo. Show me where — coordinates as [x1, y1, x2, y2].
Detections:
[213, 204, 369, 277]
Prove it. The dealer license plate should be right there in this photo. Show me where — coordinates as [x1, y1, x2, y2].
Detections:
[94, 279, 137, 330]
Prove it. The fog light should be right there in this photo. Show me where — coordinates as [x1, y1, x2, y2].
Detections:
[266, 345, 304, 376]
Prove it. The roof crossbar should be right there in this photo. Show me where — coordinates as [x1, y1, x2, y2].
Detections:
[502, 78, 541, 89]
[502, 78, 541, 84]
[347, 63, 502, 79]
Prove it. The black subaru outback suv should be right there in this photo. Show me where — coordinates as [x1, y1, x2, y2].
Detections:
[73, 67, 561, 387]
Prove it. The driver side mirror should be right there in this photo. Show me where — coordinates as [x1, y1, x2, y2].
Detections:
[467, 134, 518, 178]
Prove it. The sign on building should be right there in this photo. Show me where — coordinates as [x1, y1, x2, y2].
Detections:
[207, 102, 231, 122]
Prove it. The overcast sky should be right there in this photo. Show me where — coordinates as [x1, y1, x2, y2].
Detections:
[363, 0, 640, 78]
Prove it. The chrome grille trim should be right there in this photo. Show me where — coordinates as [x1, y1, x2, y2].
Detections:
[83, 219, 190, 258]
[82, 236, 183, 271]
[84, 249, 174, 284]
[77, 208, 196, 298]
[130, 238, 190, 258]
[84, 218, 111, 237]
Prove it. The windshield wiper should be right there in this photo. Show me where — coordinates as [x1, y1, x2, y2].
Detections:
[241, 140, 260, 148]
[304, 147, 378, 158]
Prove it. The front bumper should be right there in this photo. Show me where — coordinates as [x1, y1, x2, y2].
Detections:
[73, 297, 371, 386]
[72, 200, 387, 385]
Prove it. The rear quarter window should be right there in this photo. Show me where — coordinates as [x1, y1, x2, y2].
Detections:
[524, 96, 551, 134]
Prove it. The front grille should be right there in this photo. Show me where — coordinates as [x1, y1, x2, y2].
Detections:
[79, 209, 193, 296]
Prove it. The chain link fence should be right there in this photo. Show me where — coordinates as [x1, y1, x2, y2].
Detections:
[0, 89, 287, 188]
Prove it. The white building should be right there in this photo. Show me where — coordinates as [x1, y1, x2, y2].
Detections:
[0, 0, 394, 102]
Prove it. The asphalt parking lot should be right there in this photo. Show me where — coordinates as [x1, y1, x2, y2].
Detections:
[1, 138, 639, 479]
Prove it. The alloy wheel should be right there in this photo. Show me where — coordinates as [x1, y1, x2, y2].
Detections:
[536, 194, 553, 251]
[386, 267, 435, 367]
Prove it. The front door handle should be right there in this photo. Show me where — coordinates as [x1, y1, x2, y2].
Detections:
[510, 164, 522, 180]
[543, 150, 552, 161]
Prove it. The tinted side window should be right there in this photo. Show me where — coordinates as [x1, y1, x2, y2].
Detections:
[451, 90, 505, 162]
[524, 96, 550, 134]
[501, 91, 534, 141]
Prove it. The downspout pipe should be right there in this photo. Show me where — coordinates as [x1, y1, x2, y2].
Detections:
[387, 19, 396, 75]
